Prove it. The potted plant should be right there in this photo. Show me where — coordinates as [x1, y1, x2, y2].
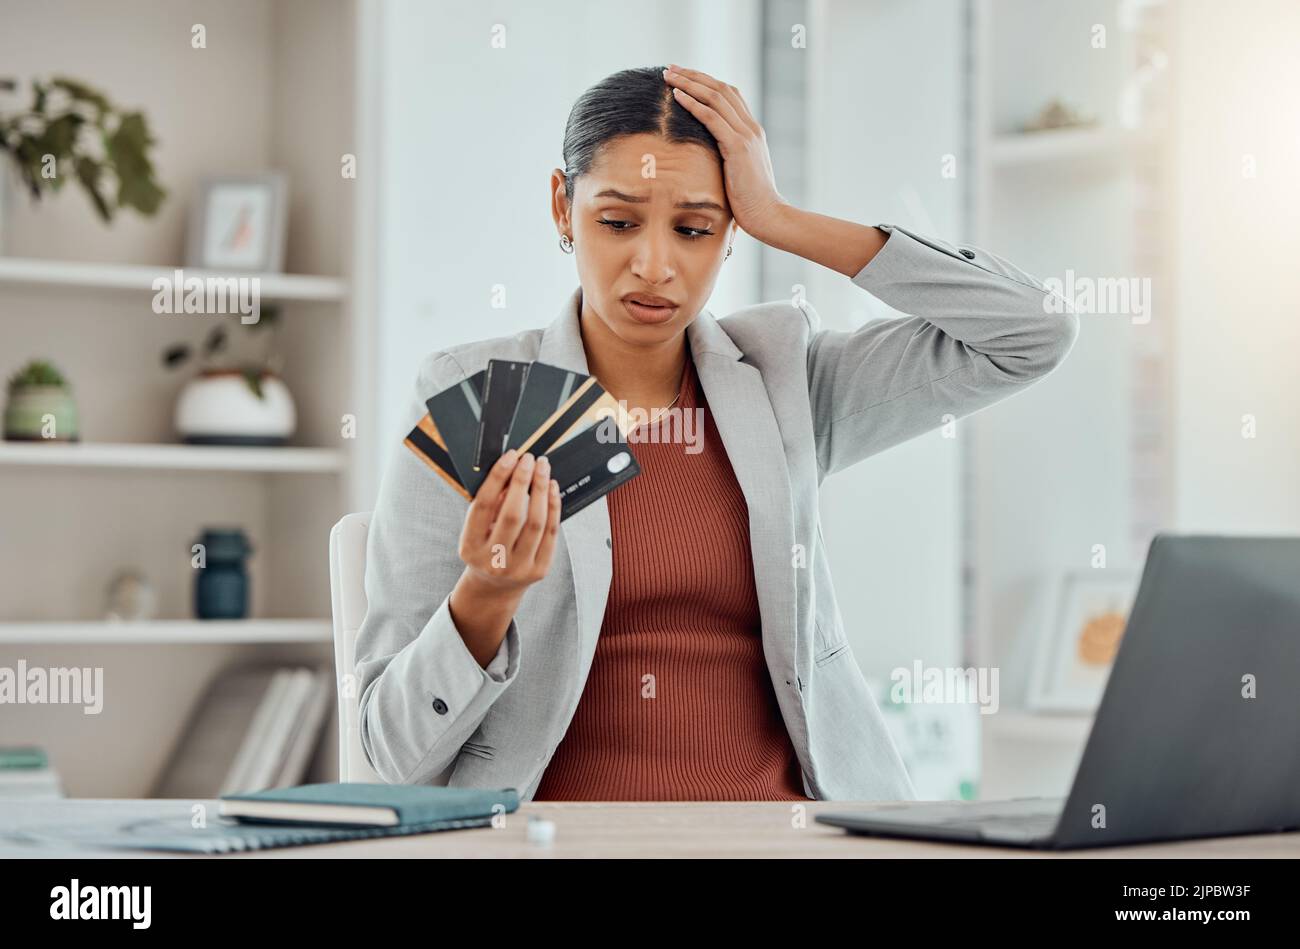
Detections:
[163, 306, 297, 446]
[0, 76, 165, 252]
[4, 359, 79, 441]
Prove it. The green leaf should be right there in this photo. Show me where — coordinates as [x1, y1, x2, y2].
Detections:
[203, 326, 226, 356]
[5, 77, 167, 220]
[38, 112, 81, 157]
[50, 77, 111, 114]
[7, 359, 68, 392]
[106, 111, 165, 215]
[74, 157, 111, 221]
[162, 343, 191, 369]
[241, 368, 264, 400]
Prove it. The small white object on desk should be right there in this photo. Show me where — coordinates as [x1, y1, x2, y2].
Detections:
[526, 816, 555, 845]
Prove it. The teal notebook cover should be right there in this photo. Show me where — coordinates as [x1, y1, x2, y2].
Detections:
[0, 747, 49, 769]
[220, 782, 519, 827]
[8, 784, 519, 855]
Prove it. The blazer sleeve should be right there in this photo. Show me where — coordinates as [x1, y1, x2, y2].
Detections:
[354, 352, 522, 785]
[804, 223, 1080, 478]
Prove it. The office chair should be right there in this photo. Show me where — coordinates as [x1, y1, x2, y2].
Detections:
[329, 512, 384, 783]
[330, 511, 459, 787]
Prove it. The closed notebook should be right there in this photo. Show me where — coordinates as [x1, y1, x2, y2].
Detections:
[11, 784, 520, 854]
[219, 782, 519, 828]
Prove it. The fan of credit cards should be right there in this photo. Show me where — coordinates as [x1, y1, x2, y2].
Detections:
[404, 359, 641, 521]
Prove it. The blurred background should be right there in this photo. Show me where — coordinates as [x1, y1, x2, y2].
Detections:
[1, 0, 1296, 802]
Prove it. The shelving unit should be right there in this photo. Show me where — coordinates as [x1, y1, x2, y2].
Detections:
[0, 257, 347, 302]
[966, 0, 1176, 799]
[0, 620, 332, 645]
[0, 0, 367, 797]
[987, 126, 1158, 168]
[982, 709, 1094, 743]
[0, 441, 344, 473]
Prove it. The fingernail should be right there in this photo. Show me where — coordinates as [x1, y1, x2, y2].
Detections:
[537, 456, 550, 472]
[502, 449, 518, 467]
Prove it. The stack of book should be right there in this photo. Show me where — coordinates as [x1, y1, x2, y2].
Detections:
[0, 747, 64, 799]
[153, 664, 333, 799]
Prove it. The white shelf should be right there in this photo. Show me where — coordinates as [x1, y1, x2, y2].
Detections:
[0, 619, 332, 644]
[989, 126, 1158, 169]
[0, 440, 345, 473]
[983, 708, 1094, 743]
[0, 257, 348, 303]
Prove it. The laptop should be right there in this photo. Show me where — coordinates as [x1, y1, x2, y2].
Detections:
[817, 534, 1300, 849]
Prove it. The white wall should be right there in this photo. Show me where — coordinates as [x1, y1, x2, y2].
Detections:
[369, 0, 763, 490]
[1170, 0, 1300, 533]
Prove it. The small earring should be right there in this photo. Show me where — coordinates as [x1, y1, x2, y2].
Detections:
[725, 243, 733, 260]
[559, 233, 574, 254]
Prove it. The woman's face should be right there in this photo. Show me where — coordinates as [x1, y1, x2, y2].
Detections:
[551, 132, 734, 348]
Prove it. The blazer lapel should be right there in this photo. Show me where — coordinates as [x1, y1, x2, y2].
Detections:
[687, 311, 802, 690]
[535, 287, 800, 689]
[535, 288, 611, 683]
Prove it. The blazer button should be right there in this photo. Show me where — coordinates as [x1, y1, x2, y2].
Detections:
[431, 697, 449, 715]
[959, 248, 975, 259]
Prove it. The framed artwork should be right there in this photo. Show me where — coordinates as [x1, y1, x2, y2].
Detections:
[1027, 568, 1141, 713]
[185, 173, 288, 272]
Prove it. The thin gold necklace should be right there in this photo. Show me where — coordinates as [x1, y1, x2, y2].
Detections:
[644, 362, 687, 426]
[648, 389, 683, 425]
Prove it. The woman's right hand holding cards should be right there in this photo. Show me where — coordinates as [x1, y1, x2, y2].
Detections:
[449, 449, 561, 667]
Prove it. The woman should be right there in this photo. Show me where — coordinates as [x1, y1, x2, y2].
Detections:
[354, 65, 1079, 801]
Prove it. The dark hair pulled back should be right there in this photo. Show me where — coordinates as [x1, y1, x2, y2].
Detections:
[561, 65, 722, 204]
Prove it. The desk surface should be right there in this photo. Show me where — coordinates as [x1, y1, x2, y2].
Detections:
[3, 799, 1299, 858]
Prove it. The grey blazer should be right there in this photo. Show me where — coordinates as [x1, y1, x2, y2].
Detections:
[355, 223, 1079, 801]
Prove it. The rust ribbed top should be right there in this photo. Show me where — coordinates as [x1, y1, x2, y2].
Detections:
[532, 347, 809, 801]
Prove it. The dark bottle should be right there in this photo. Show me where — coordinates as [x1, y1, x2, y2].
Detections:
[194, 528, 253, 620]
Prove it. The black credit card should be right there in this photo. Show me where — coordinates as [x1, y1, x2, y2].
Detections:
[475, 359, 530, 475]
[425, 369, 487, 496]
[404, 413, 471, 501]
[546, 418, 641, 521]
[504, 362, 589, 453]
[508, 372, 619, 456]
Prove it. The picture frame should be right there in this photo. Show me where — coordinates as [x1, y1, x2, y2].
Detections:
[185, 173, 288, 272]
[1026, 568, 1141, 713]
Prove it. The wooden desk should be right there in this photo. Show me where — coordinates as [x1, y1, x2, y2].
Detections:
[3, 799, 1298, 857]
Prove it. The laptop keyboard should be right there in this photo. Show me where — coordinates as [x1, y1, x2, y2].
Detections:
[936, 799, 1059, 820]
[838, 798, 1064, 840]
[941, 814, 1059, 835]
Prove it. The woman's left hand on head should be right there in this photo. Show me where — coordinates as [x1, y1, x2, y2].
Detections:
[662, 65, 788, 243]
